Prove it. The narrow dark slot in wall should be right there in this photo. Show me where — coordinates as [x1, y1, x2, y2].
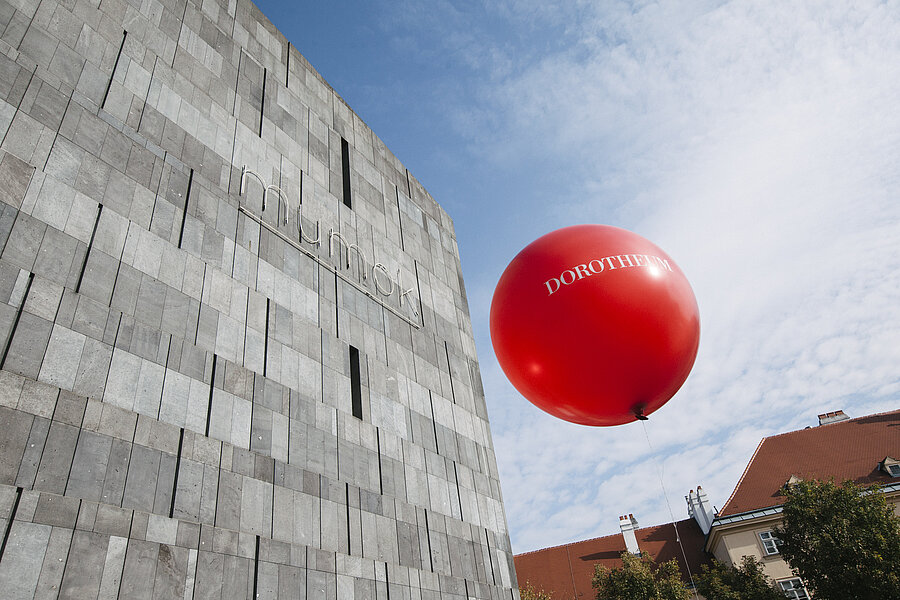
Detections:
[62, 429, 84, 496]
[385, 565, 391, 600]
[345, 483, 351, 554]
[193, 265, 208, 345]
[0, 487, 23, 562]
[263, 298, 270, 376]
[102, 31, 128, 110]
[484, 527, 497, 585]
[333, 273, 340, 338]
[212, 451, 223, 528]
[413, 262, 424, 327]
[423, 509, 434, 571]
[349, 345, 362, 420]
[177, 169, 194, 249]
[375, 428, 384, 495]
[285, 43, 291, 87]
[205, 354, 218, 436]
[252, 534, 261, 599]
[0, 272, 33, 368]
[75, 205, 103, 293]
[444, 341, 456, 404]
[341, 138, 352, 209]
[428, 391, 439, 454]
[453, 462, 464, 521]
[258, 68, 267, 137]
[395, 188, 405, 251]
[169, 428, 185, 518]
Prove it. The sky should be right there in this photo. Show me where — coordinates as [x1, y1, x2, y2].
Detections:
[254, 0, 900, 554]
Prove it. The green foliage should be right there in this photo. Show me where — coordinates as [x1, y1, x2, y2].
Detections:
[775, 479, 900, 600]
[695, 556, 783, 600]
[591, 552, 691, 600]
[519, 581, 554, 600]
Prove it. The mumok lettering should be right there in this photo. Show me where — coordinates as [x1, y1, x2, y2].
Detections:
[241, 167, 420, 319]
[544, 254, 672, 296]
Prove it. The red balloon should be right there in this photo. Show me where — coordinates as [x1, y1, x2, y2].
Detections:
[490, 225, 700, 426]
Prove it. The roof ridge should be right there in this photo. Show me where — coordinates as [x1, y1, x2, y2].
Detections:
[720, 437, 765, 515]
[513, 519, 694, 557]
[718, 408, 900, 516]
[758, 408, 900, 442]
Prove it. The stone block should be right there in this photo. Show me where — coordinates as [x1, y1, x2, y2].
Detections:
[34, 525, 74, 598]
[33, 491, 80, 528]
[0, 520, 52, 598]
[33, 420, 79, 495]
[59, 530, 108, 599]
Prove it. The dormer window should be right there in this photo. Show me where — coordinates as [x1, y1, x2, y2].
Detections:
[759, 531, 783, 555]
[785, 474, 802, 486]
[882, 457, 900, 477]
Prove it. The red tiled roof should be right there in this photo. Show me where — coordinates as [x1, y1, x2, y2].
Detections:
[719, 409, 900, 517]
[513, 518, 710, 599]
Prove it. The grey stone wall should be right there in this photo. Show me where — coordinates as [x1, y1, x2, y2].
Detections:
[0, 0, 518, 598]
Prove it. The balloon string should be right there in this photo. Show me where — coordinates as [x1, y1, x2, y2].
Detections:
[640, 419, 698, 597]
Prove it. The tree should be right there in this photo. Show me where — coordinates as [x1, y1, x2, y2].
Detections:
[591, 552, 691, 600]
[695, 556, 783, 600]
[775, 479, 900, 600]
[519, 581, 554, 600]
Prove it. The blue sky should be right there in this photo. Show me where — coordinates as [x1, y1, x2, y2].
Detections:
[255, 0, 900, 553]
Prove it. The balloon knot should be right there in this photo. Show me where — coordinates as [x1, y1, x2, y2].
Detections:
[633, 406, 649, 421]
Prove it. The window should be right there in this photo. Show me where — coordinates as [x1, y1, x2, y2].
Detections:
[349, 345, 362, 419]
[779, 578, 809, 599]
[758, 531, 782, 555]
[889, 463, 900, 477]
[341, 137, 352, 209]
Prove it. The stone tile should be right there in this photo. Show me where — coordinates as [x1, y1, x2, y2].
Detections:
[33, 420, 79, 495]
[0, 520, 52, 598]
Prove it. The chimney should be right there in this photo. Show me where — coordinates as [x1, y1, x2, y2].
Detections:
[686, 486, 715, 535]
[619, 514, 640, 555]
[818, 410, 850, 426]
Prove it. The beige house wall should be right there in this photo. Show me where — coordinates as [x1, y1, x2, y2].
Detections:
[707, 489, 900, 593]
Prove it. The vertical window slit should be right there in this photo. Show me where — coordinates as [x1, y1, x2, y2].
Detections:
[251, 534, 260, 599]
[193, 265, 207, 345]
[0, 272, 34, 369]
[285, 43, 291, 87]
[102, 31, 128, 110]
[258, 67, 266, 137]
[413, 261, 424, 326]
[333, 273, 340, 338]
[395, 188, 405, 251]
[423, 509, 434, 572]
[444, 341, 456, 404]
[385, 563, 391, 600]
[205, 354, 218, 437]
[428, 391, 439, 454]
[484, 527, 497, 585]
[375, 428, 384, 495]
[349, 345, 362, 420]
[100, 30, 128, 108]
[263, 298, 271, 377]
[341, 138, 352, 209]
[453, 462, 464, 521]
[76, 204, 103, 293]
[345, 483, 351, 554]
[177, 169, 194, 249]
[0, 487, 23, 562]
[169, 428, 185, 518]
